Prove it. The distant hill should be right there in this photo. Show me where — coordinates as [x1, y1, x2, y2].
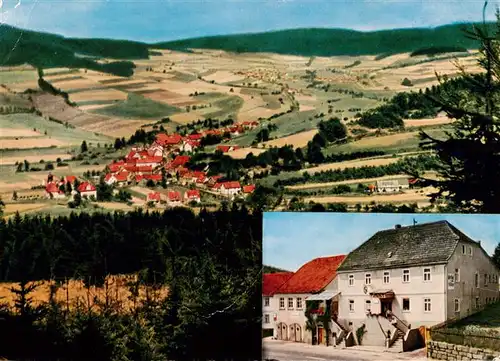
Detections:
[263, 265, 291, 274]
[0, 25, 151, 76]
[156, 23, 492, 57]
[0, 22, 493, 76]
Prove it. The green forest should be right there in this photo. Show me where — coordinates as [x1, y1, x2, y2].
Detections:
[156, 23, 489, 56]
[0, 207, 262, 360]
[0, 22, 491, 75]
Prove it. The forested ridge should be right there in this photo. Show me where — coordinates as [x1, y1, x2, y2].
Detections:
[0, 207, 262, 360]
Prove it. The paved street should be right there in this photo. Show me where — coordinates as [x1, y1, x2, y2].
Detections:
[262, 339, 427, 361]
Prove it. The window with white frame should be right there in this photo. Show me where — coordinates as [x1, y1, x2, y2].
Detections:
[365, 300, 371, 312]
[348, 274, 354, 286]
[424, 298, 431, 312]
[468, 246, 473, 256]
[455, 268, 460, 283]
[365, 273, 372, 285]
[402, 269, 410, 283]
[383, 271, 390, 284]
[264, 297, 270, 307]
[402, 298, 410, 311]
[454, 298, 460, 313]
[296, 298, 303, 309]
[279, 297, 285, 309]
[475, 273, 479, 288]
[264, 314, 270, 324]
[484, 274, 488, 287]
[349, 300, 355, 312]
[423, 268, 431, 282]
[462, 245, 466, 254]
[476, 297, 480, 309]
[288, 297, 294, 309]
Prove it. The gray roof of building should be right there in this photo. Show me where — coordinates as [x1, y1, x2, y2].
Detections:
[337, 221, 479, 272]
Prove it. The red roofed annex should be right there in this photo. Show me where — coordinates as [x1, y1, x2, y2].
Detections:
[263, 272, 294, 297]
[276, 255, 346, 294]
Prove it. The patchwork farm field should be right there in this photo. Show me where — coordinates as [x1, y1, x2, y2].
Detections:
[0, 45, 476, 212]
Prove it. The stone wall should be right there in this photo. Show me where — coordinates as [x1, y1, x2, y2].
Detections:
[427, 341, 500, 360]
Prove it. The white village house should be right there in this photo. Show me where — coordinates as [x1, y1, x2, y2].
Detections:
[334, 220, 500, 350]
[376, 178, 409, 193]
[262, 272, 294, 337]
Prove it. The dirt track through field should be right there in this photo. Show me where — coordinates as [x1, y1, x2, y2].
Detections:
[304, 156, 399, 174]
[0, 153, 70, 166]
[304, 187, 437, 204]
[261, 129, 318, 148]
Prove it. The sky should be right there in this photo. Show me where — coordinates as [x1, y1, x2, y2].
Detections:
[263, 213, 500, 271]
[0, 0, 499, 42]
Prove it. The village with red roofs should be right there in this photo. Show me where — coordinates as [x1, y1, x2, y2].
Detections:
[39, 123, 258, 214]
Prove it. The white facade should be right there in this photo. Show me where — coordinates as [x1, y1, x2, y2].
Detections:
[337, 241, 500, 346]
[273, 292, 310, 343]
[45, 190, 66, 199]
[273, 278, 339, 344]
[262, 295, 279, 334]
[376, 179, 409, 193]
[220, 185, 241, 197]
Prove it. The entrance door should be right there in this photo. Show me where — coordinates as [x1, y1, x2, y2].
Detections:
[381, 300, 393, 315]
[277, 323, 287, 340]
[332, 301, 339, 320]
[318, 327, 324, 345]
[289, 323, 301, 342]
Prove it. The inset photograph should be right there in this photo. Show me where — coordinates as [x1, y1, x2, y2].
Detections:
[262, 213, 500, 361]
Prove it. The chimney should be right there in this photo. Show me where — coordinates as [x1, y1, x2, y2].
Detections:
[478, 240, 481, 246]
[395, 224, 402, 229]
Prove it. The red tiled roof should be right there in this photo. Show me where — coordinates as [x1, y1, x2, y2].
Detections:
[263, 272, 294, 297]
[65, 175, 77, 184]
[45, 182, 63, 194]
[77, 182, 96, 193]
[185, 140, 200, 147]
[116, 171, 129, 182]
[217, 145, 231, 152]
[171, 155, 191, 167]
[147, 192, 161, 202]
[144, 174, 162, 181]
[156, 133, 182, 146]
[135, 174, 144, 182]
[168, 191, 181, 201]
[275, 255, 346, 294]
[186, 133, 203, 141]
[136, 165, 153, 173]
[124, 164, 138, 172]
[136, 156, 163, 164]
[185, 189, 200, 199]
[242, 184, 256, 193]
[221, 181, 241, 190]
[125, 150, 138, 159]
[204, 129, 222, 136]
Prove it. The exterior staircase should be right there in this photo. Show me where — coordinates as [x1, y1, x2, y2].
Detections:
[388, 330, 404, 353]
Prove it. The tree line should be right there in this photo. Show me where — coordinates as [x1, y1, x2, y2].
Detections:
[355, 75, 478, 129]
[0, 207, 262, 360]
[274, 154, 439, 187]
